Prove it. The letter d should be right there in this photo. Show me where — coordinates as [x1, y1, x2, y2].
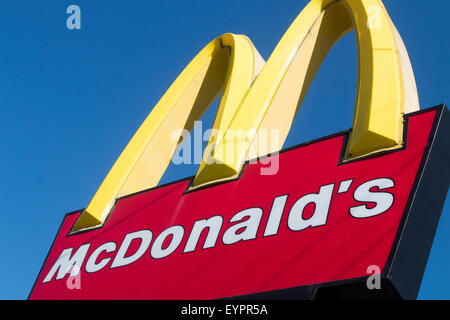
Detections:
[111, 230, 152, 268]
[288, 184, 334, 231]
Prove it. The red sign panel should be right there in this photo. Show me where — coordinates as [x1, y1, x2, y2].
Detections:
[29, 106, 449, 299]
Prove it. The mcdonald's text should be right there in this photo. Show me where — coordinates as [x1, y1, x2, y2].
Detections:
[43, 177, 395, 283]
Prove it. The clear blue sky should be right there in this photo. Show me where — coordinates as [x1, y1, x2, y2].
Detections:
[0, 0, 448, 300]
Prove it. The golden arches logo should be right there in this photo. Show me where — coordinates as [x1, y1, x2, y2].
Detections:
[73, 0, 419, 232]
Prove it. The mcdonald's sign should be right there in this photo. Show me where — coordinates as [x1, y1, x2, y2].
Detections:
[30, 0, 449, 300]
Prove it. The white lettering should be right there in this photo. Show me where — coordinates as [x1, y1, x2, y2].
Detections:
[263, 195, 288, 236]
[350, 178, 394, 218]
[223, 208, 262, 244]
[43, 244, 90, 283]
[288, 184, 334, 231]
[111, 230, 152, 268]
[151, 225, 184, 259]
[184, 216, 223, 253]
[85, 242, 116, 273]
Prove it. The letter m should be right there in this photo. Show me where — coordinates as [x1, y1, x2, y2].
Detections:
[43, 244, 90, 283]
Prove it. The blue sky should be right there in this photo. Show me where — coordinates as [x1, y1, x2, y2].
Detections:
[0, 0, 448, 300]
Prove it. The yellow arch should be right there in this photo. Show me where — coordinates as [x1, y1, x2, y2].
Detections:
[193, 0, 419, 187]
[73, 0, 419, 231]
[72, 34, 264, 231]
